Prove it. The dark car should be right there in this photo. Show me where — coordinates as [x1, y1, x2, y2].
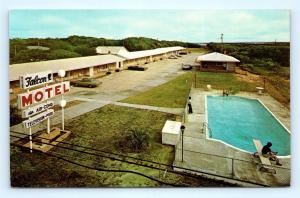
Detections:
[127, 66, 148, 71]
[168, 55, 177, 59]
[71, 78, 102, 88]
[182, 64, 193, 70]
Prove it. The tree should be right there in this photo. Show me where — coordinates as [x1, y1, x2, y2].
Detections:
[47, 49, 80, 60]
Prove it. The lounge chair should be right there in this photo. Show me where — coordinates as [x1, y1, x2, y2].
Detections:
[253, 139, 276, 174]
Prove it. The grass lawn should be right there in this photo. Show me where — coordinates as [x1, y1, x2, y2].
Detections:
[11, 105, 231, 187]
[187, 48, 209, 53]
[121, 71, 259, 108]
[194, 71, 259, 93]
[121, 72, 193, 108]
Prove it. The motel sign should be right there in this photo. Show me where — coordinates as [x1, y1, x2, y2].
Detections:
[17, 81, 70, 109]
[22, 100, 54, 118]
[19, 71, 53, 89]
[23, 109, 54, 128]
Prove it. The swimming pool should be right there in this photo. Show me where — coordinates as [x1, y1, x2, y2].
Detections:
[206, 96, 290, 156]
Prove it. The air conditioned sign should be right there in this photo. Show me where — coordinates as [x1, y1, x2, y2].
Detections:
[17, 82, 70, 109]
[22, 100, 54, 118]
[19, 71, 53, 89]
[23, 109, 54, 128]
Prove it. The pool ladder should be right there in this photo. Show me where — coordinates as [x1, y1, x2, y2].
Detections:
[203, 122, 213, 137]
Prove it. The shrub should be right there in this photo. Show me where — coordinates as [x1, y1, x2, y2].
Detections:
[10, 105, 22, 126]
[118, 128, 149, 152]
[240, 63, 254, 71]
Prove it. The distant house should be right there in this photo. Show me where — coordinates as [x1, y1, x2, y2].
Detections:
[96, 46, 129, 55]
[195, 52, 240, 72]
[27, 46, 50, 50]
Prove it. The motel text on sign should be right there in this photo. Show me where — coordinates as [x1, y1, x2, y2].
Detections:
[17, 81, 70, 109]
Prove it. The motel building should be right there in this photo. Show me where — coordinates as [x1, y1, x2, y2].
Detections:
[194, 52, 240, 72]
[96, 46, 186, 66]
[9, 46, 185, 99]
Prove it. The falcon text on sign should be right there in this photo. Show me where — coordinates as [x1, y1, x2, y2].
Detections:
[19, 71, 53, 89]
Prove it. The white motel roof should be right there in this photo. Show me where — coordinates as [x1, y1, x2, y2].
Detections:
[9, 46, 185, 81]
[9, 54, 125, 81]
[196, 52, 240, 63]
[118, 46, 185, 59]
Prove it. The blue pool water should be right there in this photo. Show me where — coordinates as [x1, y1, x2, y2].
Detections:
[207, 96, 290, 156]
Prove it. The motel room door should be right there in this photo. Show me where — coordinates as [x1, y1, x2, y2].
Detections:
[118, 61, 123, 69]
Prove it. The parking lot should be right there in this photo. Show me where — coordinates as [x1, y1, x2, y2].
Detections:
[66, 53, 202, 102]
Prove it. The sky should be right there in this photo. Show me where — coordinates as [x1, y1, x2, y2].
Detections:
[9, 9, 290, 43]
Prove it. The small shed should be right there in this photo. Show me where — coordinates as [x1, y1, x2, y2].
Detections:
[195, 52, 240, 72]
[162, 120, 182, 145]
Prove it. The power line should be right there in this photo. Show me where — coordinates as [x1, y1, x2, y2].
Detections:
[10, 133, 268, 186]
[10, 134, 207, 182]
[10, 133, 235, 186]
[11, 130, 289, 171]
[10, 143, 181, 187]
[11, 130, 169, 167]
[10, 132, 270, 186]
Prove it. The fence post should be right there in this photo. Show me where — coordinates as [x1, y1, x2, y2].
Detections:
[232, 158, 234, 178]
[194, 72, 197, 88]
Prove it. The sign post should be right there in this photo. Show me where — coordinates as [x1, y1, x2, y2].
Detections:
[60, 100, 66, 131]
[29, 127, 32, 153]
[25, 88, 33, 153]
[58, 70, 67, 131]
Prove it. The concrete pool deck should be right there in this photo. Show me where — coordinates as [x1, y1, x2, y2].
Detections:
[173, 88, 291, 187]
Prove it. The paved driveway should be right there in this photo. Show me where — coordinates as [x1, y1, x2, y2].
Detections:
[66, 53, 201, 102]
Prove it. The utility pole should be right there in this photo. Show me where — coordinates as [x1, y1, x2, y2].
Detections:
[14, 45, 17, 57]
[220, 33, 224, 53]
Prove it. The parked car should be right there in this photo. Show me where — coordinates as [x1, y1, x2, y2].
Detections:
[182, 64, 193, 70]
[127, 66, 148, 71]
[168, 55, 177, 59]
[71, 78, 102, 88]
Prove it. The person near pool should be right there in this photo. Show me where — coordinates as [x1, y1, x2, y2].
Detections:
[262, 142, 282, 166]
[222, 89, 229, 96]
[188, 96, 193, 114]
